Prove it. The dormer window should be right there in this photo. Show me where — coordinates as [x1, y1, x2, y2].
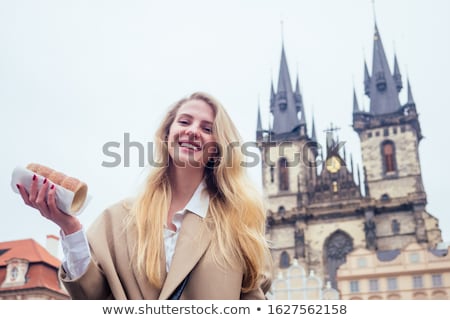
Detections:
[11, 266, 18, 280]
[375, 72, 386, 91]
[1, 258, 29, 288]
[277, 92, 287, 111]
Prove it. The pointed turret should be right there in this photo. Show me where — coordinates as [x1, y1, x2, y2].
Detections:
[270, 80, 276, 113]
[407, 78, 415, 105]
[294, 75, 303, 113]
[269, 44, 303, 138]
[311, 115, 317, 143]
[256, 103, 263, 140]
[357, 165, 361, 189]
[350, 154, 355, 180]
[353, 87, 361, 113]
[366, 23, 401, 114]
[393, 54, 403, 92]
[364, 60, 371, 96]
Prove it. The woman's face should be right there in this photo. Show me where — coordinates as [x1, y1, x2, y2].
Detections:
[167, 99, 217, 169]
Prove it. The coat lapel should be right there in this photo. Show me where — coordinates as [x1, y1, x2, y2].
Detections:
[158, 212, 211, 299]
[126, 221, 167, 299]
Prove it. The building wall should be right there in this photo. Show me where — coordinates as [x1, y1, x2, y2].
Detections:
[337, 243, 450, 299]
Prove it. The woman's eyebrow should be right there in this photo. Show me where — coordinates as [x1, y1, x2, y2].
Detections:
[177, 113, 213, 125]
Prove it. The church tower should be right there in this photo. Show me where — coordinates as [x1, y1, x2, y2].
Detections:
[256, 43, 317, 216]
[352, 23, 442, 250]
[260, 20, 443, 294]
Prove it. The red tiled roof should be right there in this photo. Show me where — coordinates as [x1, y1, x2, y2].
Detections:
[0, 238, 68, 296]
[0, 238, 60, 268]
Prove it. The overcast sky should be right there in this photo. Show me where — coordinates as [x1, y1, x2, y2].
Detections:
[1, 0, 449, 251]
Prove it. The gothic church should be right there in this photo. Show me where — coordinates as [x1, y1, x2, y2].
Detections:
[257, 22, 443, 289]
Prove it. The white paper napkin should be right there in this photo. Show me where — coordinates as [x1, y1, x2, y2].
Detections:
[11, 166, 91, 216]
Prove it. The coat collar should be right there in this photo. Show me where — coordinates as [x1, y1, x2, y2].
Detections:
[158, 212, 211, 299]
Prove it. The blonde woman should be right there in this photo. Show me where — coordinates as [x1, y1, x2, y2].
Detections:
[17, 92, 272, 299]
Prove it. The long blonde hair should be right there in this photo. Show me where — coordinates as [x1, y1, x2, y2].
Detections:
[130, 92, 271, 292]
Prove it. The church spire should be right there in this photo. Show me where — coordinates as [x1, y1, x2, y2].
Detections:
[353, 87, 361, 113]
[269, 80, 275, 113]
[407, 78, 415, 105]
[365, 23, 401, 114]
[393, 54, 403, 92]
[364, 60, 371, 96]
[256, 101, 263, 140]
[295, 75, 304, 114]
[311, 114, 317, 142]
[269, 43, 302, 138]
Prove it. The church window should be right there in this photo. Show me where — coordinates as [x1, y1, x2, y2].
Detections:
[382, 141, 396, 173]
[279, 251, 290, 268]
[381, 193, 390, 201]
[270, 165, 274, 183]
[278, 206, 286, 217]
[325, 231, 353, 289]
[332, 181, 338, 193]
[279, 158, 289, 191]
[391, 219, 400, 234]
[383, 128, 389, 136]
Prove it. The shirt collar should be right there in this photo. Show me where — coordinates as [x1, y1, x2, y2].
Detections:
[184, 180, 209, 219]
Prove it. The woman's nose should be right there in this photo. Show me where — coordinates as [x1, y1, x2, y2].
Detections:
[185, 125, 199, 138]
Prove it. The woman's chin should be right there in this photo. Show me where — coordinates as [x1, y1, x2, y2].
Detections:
[171, 155, 205, 169]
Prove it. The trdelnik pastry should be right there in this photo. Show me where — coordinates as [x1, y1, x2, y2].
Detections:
[11, 163, 90, 215]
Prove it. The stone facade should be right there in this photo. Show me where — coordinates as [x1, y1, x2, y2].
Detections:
[259, 21, 444, 299]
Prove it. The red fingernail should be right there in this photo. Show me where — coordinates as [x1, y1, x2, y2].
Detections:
[43, 178, 47, 184]
[51, 184, 55, 190]
[32, 174, 36, 181]
[16, 184, 20, 190]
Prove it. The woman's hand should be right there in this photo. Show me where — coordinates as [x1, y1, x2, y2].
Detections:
[16, 174, 82, 235]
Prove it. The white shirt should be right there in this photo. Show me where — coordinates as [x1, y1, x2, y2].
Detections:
[61, 181, 209, 279]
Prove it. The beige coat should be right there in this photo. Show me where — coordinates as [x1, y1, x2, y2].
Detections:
[60, 199, 271, 300]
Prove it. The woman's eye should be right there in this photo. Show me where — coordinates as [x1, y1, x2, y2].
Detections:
[178, 119, 189, 125]
[203, 127, 212, 133]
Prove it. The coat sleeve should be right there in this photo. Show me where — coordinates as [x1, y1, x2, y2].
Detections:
[59, 259, 112, 299]
[59, 200, 132, 299]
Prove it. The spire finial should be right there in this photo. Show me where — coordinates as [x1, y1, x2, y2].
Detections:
[372, 0, 377, 25]
[280, 20, 284, 46]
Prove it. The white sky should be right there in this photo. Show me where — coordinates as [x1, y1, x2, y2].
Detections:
[1, 0, 449, 251]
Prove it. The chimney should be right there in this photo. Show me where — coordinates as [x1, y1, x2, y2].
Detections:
[46, 234, 60, 258]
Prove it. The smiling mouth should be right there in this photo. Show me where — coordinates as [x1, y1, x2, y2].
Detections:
[178, 141, 202, 151]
